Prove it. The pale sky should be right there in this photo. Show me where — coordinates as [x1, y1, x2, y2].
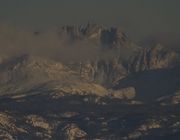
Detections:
[0, 0, 180, 40]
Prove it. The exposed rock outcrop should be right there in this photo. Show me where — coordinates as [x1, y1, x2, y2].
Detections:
[129, 44, 179, 72]
[171, 90, 180, 104]
[157, 90, 180, 105]
[69, 58, 128, 87]
[60, 124, 87, 140]
[110, 87, 136, 100]
[0, 112, 27, 140]
[59, 23, 129, 49]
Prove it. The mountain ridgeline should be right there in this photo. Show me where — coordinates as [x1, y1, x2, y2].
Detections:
[59, 24, 129, 48]
[0, 23, 179, 100]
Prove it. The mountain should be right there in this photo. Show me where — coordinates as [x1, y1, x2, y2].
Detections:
[0, 54, 76, 94]
[54, 24, 139, 86]
[0, 54, 137, 100]
[58, 23, 130, 49]
[128, 44, 179, 72]
[112, 43, 180, 102]
[0, 23, 179, 139]
[67, 58, 128, 87]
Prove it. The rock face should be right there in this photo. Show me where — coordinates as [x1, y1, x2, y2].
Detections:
[59, 23, 128, 49]
[60, 24, 104, 43]
[0, 112, 26, 140]
[0, 54, 77, 85]
[68, 43, 180, 88]
[0, 54, 76, 95]
[129, 44, 179, 72]
[69, 58, 128, 87]
[125, 119, 162, 140]
[110, 87, 136, 100]
[60, 124, 87, 140]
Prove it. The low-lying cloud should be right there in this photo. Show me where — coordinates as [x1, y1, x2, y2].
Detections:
[0, 24, 134, 63]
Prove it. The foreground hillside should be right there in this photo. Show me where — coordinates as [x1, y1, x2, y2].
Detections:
[0, 91, 180, 140]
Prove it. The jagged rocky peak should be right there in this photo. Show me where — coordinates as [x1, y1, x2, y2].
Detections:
[59, 23, 104, 41]
[0, 54, 68, 74]
[100, 26, 128, 48]
[81, 58, 127, 87]
[129, 43, 180, 72]
[59, 23, 129, 48]
[68, 57, 128, 87]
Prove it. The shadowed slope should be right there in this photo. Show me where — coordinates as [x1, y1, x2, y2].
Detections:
[114, 65, 180, 101]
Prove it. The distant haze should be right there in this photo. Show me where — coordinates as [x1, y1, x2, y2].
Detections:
[0, 25, 135, 62]
[0, 0, 180, 41]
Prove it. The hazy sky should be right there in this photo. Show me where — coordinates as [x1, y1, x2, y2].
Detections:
[0, 0, 180, 40]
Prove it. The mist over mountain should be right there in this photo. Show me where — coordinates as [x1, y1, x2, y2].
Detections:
[140, 32, 180, 51]
[0, 23, 180, 140]
[0, 0, 179, 139]
[0, 23, 136, 62]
